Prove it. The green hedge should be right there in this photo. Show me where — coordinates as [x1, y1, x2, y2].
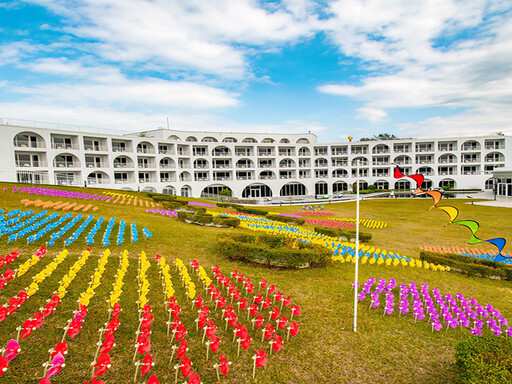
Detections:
[314, 227, 372, 243]
[217, 203, 268, 216]
[420, 251, 510, 280]
[177, 212, 240, 228]
[216, 234, 330, 268]
[266, 214, 305, 225]
[455, 336, 512, 383]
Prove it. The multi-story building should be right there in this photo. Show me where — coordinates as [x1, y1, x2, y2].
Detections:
[1, 118, 510, 198]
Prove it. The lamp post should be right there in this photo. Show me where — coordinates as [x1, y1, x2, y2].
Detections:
[353, 160, 360, 332]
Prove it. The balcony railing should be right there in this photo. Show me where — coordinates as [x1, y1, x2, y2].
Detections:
[84, 145, 108, 151]
[52, 143, 79, 150]
[137, 148, 155, 154]
[14, 139, 46, 148]
[16, 160, 48, 168]
[86, 162, 107, 168]
[54, 161, 80, 168]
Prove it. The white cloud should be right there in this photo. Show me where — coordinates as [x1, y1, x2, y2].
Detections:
[355, 107, 387, 122]
[318, 0, 512, 134]
[24, 0, 319, 78]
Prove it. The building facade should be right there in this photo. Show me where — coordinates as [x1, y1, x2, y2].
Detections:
[1, 119, 510, 199]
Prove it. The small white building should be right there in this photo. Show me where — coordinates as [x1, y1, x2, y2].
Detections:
[0, 118, 509, 199]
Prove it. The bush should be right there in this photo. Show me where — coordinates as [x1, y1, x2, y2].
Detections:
[216, 234, 330, 268]
[238, 207, 268, 216]
[420, 251, 509, 280]
[455, 336, 512, 383]
[266, 214, 305, 225]
[212, 217, 240, 228]
[314, 227, 372, 243]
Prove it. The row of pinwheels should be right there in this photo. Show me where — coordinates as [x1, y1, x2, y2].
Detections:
[188, 202, 217, 208]
[1, 208, 47, 237]
[357, 277, 511, 336]
[304, 218, 356, 228]
[102, 192, 157, 208]
[333, 245, 450, 272]
[295, 211, 334, 216]
[302, 205, 325, 211]
[420, 245, 512, 265]
[21, 199, 98, 213]
[146, 208, 178, 218]
[11, 185, 112, 201]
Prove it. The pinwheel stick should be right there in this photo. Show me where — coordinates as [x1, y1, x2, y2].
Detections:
[166, 309, 173, 335]
[252, 355, 257, 379]
[202, 327, 208, 343]
[206, 341, 210, 360]
[237, 338, 241, 357]
[16, 326, 21, 342]
[132, 342, 139, 362]
[174, 364, 179, 384]
[286, 327, 291, 342]
[214, 363, 220, 380]
[133, 361, 139, 383]
[169, 345, 176, 364]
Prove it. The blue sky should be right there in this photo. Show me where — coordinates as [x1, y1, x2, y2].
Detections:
[0, 0, 511, 142]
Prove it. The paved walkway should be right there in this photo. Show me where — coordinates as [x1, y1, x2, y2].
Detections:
[465, 191, 512, 208]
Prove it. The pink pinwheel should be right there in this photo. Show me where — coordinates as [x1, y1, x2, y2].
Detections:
[4, 339, 20, 361]
[46, 352, 65, 377]
[39, 378, 51, 384]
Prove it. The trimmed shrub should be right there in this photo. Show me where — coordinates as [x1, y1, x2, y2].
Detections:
[455, 336, 512, 384]
[216, 234, 330, 268]
[213, 217, 240, 228]
[420, 251, 509, 280]
[266, 214, 305, 225]
[314, 227, 372, 243]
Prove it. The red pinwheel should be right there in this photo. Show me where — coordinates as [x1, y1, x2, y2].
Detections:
[67, 313, 84, 338]
[272, 334, 283, 353]
[50, 341, 68, 358]
[237, 273, 245, 283]
[180, 356, 192, 377]
[7, 297, 20, 315]
[241, 335, 251, 351]
[3, 269, 14, 282]
[137, 333, 151, 354]
[78, 304, 88, 317]
[275, 291, 283, 303]
[255, 314, 264, 329]
[177, 339, 188, 359]
[176, 323, 187, 341]
[277, 315, 288, 329]
[39, 378, 51, 384]
[235, 324, 248, 340]
[206, 321, 217, 338]
[260, 278, 268, 289]
[46, 352, 65, 377]
[290, 305, 302, 317]
[172, 305, 181, 318]
[271, 307, 280, 320]
[264, 323, 275, 340]
[216, 296, 226, 308]
[112, 302, 122, 317]
[93, 352, 111, 377]
[17, 290, 28, 304]
[262, 297, 272, 309]
[0, 356, 7, 377]
[228, 314, 238, 327]
[194, 295, 203, 309]
[254, 348, 267, 367]
[289, 321, 299, 337]
[249, 303, 258, 316]
[147, 375, 159, 384]
[141, 353, 153, 376]
[188, 372, 201, 384]
[232, 269, 238, 278]
[154, 254, 162, 260]
[0, 278, 5, 289]
[0, 306, 6, 322]
[209, 335, 221, 353]
[232, 290, 241, 301]
[211, 287, 220, 301]
[254, 292, 263, 304]
[246, 284, 255, 294]
[238, 298, 248, 310]
[4, 339, 20, 361]
[267, 284, 276, 295]
[219, 354, 230, 377]
[20, 318, 35, 338]
[100, 334, 115, 354]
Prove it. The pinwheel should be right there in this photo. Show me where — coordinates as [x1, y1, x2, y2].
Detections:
[46, 352, 65, 378]
[214, 353, 230, 379]
[188, 202, 217, 208]
[252, 348, 267, 378]
[3, 339, 20, 361]
[143, 227, 152, 239]
[0, 250, 19, 269]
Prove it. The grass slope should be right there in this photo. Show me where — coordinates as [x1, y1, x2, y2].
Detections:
[0, 182, 511, 384]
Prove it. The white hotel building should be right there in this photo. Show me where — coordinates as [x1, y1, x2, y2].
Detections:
[1, 118, 511, 199]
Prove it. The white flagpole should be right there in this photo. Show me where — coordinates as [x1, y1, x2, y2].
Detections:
[353, 160, 360, 332]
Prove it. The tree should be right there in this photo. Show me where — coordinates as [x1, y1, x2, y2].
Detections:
[361, 133, 398, 141]
[219, 189, 232, 197]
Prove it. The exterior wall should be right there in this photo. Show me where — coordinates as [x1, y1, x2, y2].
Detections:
[0, 122, 510, 198]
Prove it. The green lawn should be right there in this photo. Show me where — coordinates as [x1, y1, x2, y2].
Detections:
[0, 182, 511, 384]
